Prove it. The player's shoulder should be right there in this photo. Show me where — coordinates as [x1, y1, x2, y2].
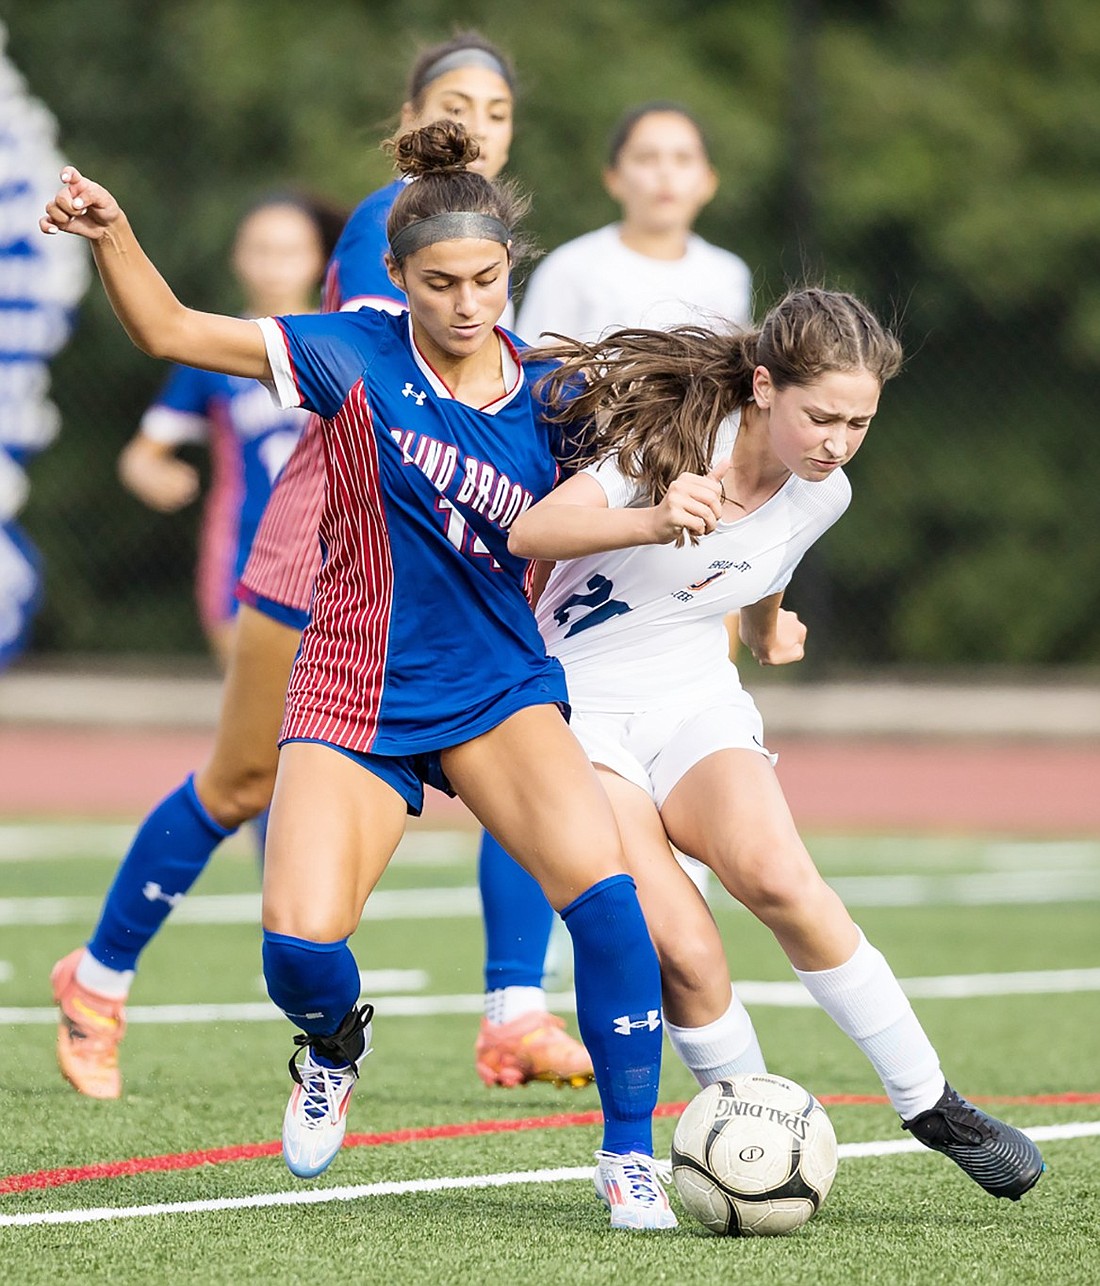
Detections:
[687, 233, 750, 275]
[534, 224, 619, 274]
[502, 327, 566, 409]
[344, 178, 405, 227]
[790, 464, 852, 519]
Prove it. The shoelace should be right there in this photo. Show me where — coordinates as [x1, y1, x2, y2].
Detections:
[295, 1059, 354, 1126]
[599, 1152, 672, 1206]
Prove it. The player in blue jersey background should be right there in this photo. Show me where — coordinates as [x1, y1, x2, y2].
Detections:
[116, 195, 338, 666]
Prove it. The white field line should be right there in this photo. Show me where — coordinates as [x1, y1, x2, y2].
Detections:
[1, 1121, 1096, 1229]
[4, 968, 1100, 1027]
[5, 864, 1100, 930]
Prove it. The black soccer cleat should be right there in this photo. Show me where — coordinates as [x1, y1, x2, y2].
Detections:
[902, 1083, 1045, 1200]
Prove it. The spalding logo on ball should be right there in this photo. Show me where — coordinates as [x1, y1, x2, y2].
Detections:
[671, 1072, 838, 1236]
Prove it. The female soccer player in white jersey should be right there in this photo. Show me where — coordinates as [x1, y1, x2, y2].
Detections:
[506, 291, 1044, 1202]
[515, 101, 751, 343]
[48, 33, 589, 1109]
[117, 195, 332, 667]
[41, 121, 678, 1231]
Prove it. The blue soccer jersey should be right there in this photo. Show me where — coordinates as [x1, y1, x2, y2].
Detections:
[257, 307, 567, 754]
[325, 179, 408, 313]
[140, 365, 308, 630]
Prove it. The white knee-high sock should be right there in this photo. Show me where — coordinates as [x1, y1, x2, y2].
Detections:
[794, 929, 944, 1119]
[665, 984, 767, 1087]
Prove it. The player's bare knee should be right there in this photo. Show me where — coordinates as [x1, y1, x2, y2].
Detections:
[724, 852, 810, 921]
[197, 761, 276, 829]
[656, 929, 724, 997]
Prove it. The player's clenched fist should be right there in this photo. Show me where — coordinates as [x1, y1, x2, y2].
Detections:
[742, 607, 807, 666]
[40, 168, 122, 239]
[648, 459, 728, 545]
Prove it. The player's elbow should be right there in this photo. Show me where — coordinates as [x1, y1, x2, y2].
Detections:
[507, 514, 542, 561]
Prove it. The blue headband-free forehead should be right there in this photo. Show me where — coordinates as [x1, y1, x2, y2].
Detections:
[388, 211, 511, 261]
[419, 47, 511, 90]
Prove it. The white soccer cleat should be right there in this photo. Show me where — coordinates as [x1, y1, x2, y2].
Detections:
[594, 1150, 679, 1231]
[282, 1005, 373, 1180]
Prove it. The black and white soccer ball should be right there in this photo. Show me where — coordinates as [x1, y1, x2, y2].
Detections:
[671, 1073, 838, 1236]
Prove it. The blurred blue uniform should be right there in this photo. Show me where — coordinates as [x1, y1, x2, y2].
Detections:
[140, 365, 308, 633]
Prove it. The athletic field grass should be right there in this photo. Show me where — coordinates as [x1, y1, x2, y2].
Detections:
[2, 822, 1098, 1284]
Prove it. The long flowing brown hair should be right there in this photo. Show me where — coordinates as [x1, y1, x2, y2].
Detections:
[530, 288, 903, 500]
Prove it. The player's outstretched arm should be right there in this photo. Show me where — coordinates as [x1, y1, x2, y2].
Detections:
[509, 464, 726, 560]
[41, 168, 269, 381]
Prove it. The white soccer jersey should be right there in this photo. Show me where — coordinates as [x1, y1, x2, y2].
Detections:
[515, 224, 752, 344]
[536, 416, 850, 711]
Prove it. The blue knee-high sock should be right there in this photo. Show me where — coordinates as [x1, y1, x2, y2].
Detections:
[86, 774, 234, 972]
[562, 874, 662, 1155]
[479, 830, 555, 991]
[262, 930, 361, 1041]
[251, 808, 270, 868]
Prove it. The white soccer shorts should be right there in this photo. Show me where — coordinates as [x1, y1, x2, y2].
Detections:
[570, 687, 777, 810]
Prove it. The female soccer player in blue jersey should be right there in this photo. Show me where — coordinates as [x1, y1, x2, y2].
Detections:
[41, 120, 677, 1231]
[116, 195, 333, 666]
[47, 32, 586, 1111]
[504, 295, 1044, 1202]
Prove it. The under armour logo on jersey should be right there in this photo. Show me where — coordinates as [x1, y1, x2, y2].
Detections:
[402, 382, 427, 406]
[142, 880, 184, 908]
[613, 1010, 661, 1036]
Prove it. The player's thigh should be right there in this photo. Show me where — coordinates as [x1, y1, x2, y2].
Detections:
[597, 767, 729, 1020]
[441, 705, 625, 910]
[196, 604, 301, 821]
[660, 749, 816, 901]
[262, 740, 407, 940]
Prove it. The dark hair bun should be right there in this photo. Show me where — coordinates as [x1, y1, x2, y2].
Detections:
[390, 120, 481, 178]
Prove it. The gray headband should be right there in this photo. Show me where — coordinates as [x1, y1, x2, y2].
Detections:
[419, 47, 511, 90]
[389, 212, 511, 261]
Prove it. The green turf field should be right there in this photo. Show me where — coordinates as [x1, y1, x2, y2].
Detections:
[2, 823, 1098, 1284]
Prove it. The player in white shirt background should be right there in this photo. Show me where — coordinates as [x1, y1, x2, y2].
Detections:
[515, 101, 752, 344]
[508, 289, 1044, 1203]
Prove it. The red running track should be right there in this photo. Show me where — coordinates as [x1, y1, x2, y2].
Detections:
[2, 726, 1099, 832]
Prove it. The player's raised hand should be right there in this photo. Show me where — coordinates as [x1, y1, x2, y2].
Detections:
[649, 458, 730, 544]
[743, 607, 806, 666]
[40, 168, 122, 240]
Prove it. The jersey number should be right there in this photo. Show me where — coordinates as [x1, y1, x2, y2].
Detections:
[435, 496, 502, 571]
[553, 574, 631, 638]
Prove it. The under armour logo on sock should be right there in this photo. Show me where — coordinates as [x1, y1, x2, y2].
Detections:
[613, 1010, 661, 1036]
[142, 881, 184, 908]
[401, 382, 427, 405]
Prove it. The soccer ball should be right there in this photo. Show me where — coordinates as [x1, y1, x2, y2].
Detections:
[671, 1073, 838, 1236]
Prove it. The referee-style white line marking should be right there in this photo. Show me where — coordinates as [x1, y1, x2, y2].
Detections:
[1, 1122, 1095, 1228]
[4, 865, 1100, 926]
[4, 968, 1100, 1026]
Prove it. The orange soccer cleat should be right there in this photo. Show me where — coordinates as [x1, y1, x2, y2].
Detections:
[50, 949, 126, 1100]
[475, 1010, 594, 1089]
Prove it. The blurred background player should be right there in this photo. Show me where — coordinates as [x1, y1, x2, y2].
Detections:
[49, 32, 589, 1103]
[516, 101, 751, 342]
[116, 195, 337, 668]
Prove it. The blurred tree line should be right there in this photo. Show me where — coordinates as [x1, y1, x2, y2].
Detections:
[3, 0, 1099, 668]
